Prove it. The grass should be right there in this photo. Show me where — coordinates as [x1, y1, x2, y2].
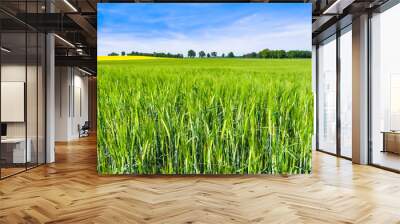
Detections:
[97, 58, 313, 175]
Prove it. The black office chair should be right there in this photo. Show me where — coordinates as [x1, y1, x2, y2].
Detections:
[79, 121, 90, 138]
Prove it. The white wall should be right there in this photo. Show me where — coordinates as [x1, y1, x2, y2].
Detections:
[55, 67, 89, 141]
[1, 65, 26, 139]
[72, 72, 89, 138]
[55, 66, 70, 141]
[1, 63, 46, 164]
[1, 65, 42, 138]
[1, 64, 25, 81]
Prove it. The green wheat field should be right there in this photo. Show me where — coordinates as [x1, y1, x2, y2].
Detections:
[97, 58, 313, 175]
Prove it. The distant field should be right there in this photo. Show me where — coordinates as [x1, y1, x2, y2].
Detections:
[97, 55, 162, 61]
[97, 58, 313, 174]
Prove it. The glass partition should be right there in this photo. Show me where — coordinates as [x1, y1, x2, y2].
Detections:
[0, 31, 28, 177]
[0, 1, 46, 179]
[317, 35, 337, 154]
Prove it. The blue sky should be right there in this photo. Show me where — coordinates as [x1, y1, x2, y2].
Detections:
[98, 3, 311, 56]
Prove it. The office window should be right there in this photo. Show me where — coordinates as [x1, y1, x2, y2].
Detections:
[317, 35, 337, 154]
[371, 3, 400, 171]
[340, 27, 352, 158]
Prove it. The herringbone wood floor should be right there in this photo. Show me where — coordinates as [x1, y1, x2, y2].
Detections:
[1, 135, 400, 224]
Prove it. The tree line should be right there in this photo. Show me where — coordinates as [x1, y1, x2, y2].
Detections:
[108, 49, 311, 59]
[109, 51, 184, 58]
[243, 49, 311, 59]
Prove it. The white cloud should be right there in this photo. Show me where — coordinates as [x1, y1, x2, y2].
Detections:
[98, 13, 311, 56]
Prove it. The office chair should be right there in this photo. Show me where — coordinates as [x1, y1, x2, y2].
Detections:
[79, 121, 90, 138]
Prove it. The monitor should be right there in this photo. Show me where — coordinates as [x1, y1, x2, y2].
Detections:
[1, 123, 7, 137]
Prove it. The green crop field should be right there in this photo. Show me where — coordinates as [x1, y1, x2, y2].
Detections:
[97, 58, 313, 175]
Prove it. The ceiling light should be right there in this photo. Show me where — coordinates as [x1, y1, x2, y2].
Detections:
[76, 48, 85, 55]
[323, 1, 341, 14]
[63, 0, 78, 12]
[323, 0, 354, 15]
[54, 34, 75, 48]
[78, 67, 92, 76]
[1, 47, 11, 53]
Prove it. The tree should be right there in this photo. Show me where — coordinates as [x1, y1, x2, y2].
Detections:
[222, 53, 225, 58]
[207, 53, 211, 58]
[211, 52, 217, 57]
[199, 51, 206, 58]
[121, 51, 126, 56]
[108, 52, 119, 56]
[276, 50, 286, 58]
[259, 49, 271, 58]
[243, 52, 258, 58]
[227, 52, 235, 58]
[287, 50, 311, 58]
[188, 50, 196, 58]
[127, 50, 184, 58]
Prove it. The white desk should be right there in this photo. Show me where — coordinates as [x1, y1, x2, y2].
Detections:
[1, 138, 31, 163]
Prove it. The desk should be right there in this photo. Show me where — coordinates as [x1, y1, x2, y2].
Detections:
[382, 131, 400, 154]
[1, 138, 31, 163]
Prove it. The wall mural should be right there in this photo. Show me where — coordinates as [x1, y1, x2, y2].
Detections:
[97, 3, 313, 174]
